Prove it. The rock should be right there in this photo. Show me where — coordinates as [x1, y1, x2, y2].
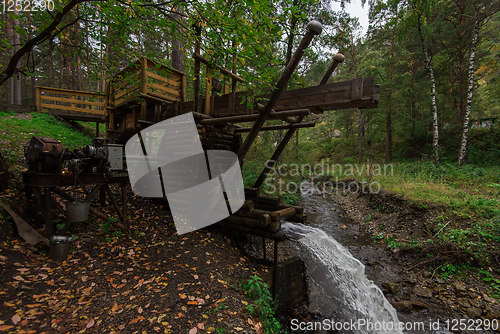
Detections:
[341, 225, 347, 229]
[392, 248, 400, 254]
[413, 285, 433, 298]
[20, 285, 32, 291]
[435, 278, 446, 284]
[390, 300, 413, 312]
[383, 281, 399, 294]
[410, 300, 429, 309]
[469, 298, 483, 308]
[484, 295, 497, 304]
[423, 271, 432, 279]
[407, 276, 417, 284]
[454, 282, 467, 296]
[466, 307, 482, 319]
[461, 300, 471, 308]
[485, 308, 500, 320]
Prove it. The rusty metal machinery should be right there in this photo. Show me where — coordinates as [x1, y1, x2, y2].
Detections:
[24, 137, 122, 175]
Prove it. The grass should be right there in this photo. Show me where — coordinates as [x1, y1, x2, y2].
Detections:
[0, 111, 98, 175]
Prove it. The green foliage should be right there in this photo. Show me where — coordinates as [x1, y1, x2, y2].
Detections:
[242, 275, 282, 334]
[479, 269, 500, 299]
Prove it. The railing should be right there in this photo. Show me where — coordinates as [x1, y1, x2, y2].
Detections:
[36, 86, 106, 115]
[109, 57, 186, 108]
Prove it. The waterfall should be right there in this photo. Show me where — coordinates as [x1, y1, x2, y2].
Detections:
[282, 222, 403, 334]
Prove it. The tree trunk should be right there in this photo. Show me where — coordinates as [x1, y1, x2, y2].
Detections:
[417, 16, 440, 164]
[86, 21, 91, 91]
[171, 5, 184, 72]
[27, 12, 36, 105]
[358, 108, 363, 164]
[385, 27, 396, 164]
[13, 8, 21, 105]
[6, 13, 14, 104]
[458, 16, 480, 167]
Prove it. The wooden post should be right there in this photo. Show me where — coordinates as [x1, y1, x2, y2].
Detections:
[237, 21, 322, 164]
[96, 122, 99, 137]
[36, 87, 41, 112]
[205, 66, 212, 116]
[44, 187, 52, 238]
[181, 74, 187, 102]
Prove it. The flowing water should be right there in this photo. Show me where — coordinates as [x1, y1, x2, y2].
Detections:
[282, 192, 460, 334]
[282, 222, 402, 334]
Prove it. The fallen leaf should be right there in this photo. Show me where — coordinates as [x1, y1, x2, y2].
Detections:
[11, 315, 20, 325]
[0, 325, 14, 331]
[197, 299, 205, 305]
[138, 306, 143, 314]
[197, 323, 205, 330]
[187, 301, 197, 305]
[189, 328, 197, 334]
[86, 318, 94, 328]
[13, 276, 25, 282]
[178, 293, 187, 299]
[20, 319, 28, 326]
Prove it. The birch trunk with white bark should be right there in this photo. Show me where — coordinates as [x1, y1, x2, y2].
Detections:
[458, 16, 480, 167]
[417, 17, 440, 164]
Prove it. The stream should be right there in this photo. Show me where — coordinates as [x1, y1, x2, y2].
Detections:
[281, 192, 468, 334]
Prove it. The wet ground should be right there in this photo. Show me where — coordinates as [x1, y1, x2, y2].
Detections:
[281, 192, 500, 334]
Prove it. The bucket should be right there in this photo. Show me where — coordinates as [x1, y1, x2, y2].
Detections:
[49, 241, 72, 262]
[66, 201, 90, 223]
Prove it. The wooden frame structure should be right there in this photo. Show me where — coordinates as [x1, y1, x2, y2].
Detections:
[32, 21, 380, 296]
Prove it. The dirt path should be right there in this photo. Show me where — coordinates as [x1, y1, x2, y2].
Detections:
[0, 189, 265, 334]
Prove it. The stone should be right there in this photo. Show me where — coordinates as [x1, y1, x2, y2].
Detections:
[454, 282, 467, 295]
[485, 308, 500, 320]
[461, 300, 471, 308]
[410, 300, 429, 309]
[423, 271, 432, 278]
[390, 300, 413, 312]
[341, 225, 347, 229]
[435, 278, 446, 284]
[413, 285, 433, 298]
[466, 307, 482, 319]
[383, 281, 399, 295]
[468, 298, 483, 308]
[484, 295, 497, 304]
[407, 276, 417, 284]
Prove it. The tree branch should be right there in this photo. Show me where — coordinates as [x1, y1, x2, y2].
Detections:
[0, 0, 90, 86]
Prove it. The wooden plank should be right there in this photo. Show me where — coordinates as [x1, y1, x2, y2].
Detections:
[146, 58, 185, 77]
[351, 78, 364, 101]
[41, 103, 105, 115]
[235, 122, 315, 133]
[145, 70, 181, 87]
[146, 91, 179, 102]
[114, 85, 140, 100]
[40, 95, 105, 107]
[53, 112, 106, 123]
[114, 94, 139, 107]
[37, 86, 104, 98]
[0, 201, 49, 246]
[147, 82, 180, 96]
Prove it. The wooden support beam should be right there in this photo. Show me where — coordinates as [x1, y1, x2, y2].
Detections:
[253, 52, 345, 189]
[235, 121, 315, 133]
[200, 109, 310, 125]
[205, 66, 212, 116]
[237, 20, 322, 164]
